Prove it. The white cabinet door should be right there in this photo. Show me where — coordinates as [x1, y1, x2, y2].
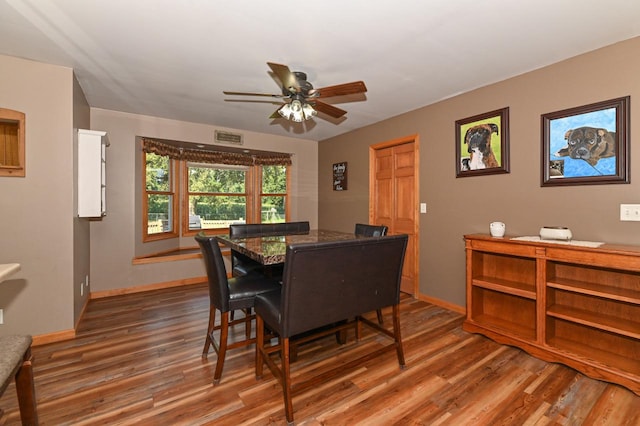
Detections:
[78, 129, 108, 217]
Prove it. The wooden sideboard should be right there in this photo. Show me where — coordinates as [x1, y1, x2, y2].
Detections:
[463, 234, 640, 395]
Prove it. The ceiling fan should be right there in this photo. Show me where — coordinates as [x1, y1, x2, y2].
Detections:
[223, 62, 367, 122]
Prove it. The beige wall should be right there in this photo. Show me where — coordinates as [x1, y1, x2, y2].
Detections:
[72, 75, 91, 325]
[0, 55, 80, 335]
[89, 109, 318, 293]
[319, 37, 640, 308]
[3, 36, 638, 336]
[0, 54, 318, 337]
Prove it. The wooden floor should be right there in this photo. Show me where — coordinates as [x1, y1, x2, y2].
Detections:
[1, 283, 639, 425]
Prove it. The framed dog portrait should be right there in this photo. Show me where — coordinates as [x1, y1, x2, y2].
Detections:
[455, 107, 510, 178]
[541, 96, 630, 187]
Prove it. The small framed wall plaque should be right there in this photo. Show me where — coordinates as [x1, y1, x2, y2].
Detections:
[333, 162, 347, 191]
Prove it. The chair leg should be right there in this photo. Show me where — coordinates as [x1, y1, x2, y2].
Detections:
[244, 308, 252, 339]
[255, 315, 264, 379]
[202, 305, 217, 358]
[376, 308, 384, 325]
[213, 311, 230, 384]
[282, 337, 294, 424]
[391, 304, 406, 367]
[15, 347, 38, 426]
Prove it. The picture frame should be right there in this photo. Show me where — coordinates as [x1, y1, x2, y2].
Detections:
[455, 107, 510, 177]
[541, 96, 630, 187]
[332, 162, 347, 190]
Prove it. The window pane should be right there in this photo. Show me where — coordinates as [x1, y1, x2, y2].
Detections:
[146, 153, 170, 191]
[189, 195, 246, 229]
[262, 165, 287, 194]
[261, 196, 285, 223]
[147, 194, 173, 234]
[188, 166, 246, 193]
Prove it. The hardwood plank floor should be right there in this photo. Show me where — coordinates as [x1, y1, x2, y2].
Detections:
[1, 283, 639, 425]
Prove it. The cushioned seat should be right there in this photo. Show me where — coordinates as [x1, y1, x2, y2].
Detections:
[0, 335, 38, 425]
[195, 234, 281, 384]
[254, 234, 408, 423]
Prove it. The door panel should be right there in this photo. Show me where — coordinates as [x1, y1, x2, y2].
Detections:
[371, 139, 418, 295]
[374, 148, 393, 226]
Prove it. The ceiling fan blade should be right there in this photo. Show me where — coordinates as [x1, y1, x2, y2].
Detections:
[311, 81, 367, 98]
[224, 99, 284, 106]
[267, 62, 300, 92]
[312, 100, 347, 118]
[223, 91, 284, 98]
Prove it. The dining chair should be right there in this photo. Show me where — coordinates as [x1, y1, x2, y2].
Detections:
[354, 223, 388, 237]
[254, 234, 408, 424]
[0, 335, 38, 425]
[195, 234, 281, 384]
[354, 223, 389, 324]
[228, 221, 310, 239]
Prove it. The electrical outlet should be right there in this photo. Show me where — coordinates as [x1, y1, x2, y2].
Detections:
[620, 204, 640, 221]
[0, 309, 3, 325]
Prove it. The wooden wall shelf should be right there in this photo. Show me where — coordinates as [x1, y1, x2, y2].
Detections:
[463, 234, 640, 395]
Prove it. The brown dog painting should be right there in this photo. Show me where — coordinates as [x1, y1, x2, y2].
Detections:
[464, 123, 499, 169]
[555, 126, 616, 166]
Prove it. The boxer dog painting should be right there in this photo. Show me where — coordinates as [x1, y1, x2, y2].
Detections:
[464, 123, 500, 169]
[555, 126, 616, 166]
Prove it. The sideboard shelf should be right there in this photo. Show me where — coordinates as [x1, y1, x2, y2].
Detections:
[546, 278, 640, 304]
[472, 277, 536, 299]
[546, 304, 640, 339]
[464, 234, 640, 395]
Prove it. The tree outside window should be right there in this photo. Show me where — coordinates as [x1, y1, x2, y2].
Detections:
[144, 152, 177, 238]
[261, 165, 287, 223]
[187, 164, 248, 230]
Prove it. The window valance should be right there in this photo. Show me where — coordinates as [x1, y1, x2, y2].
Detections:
[141, 138, 292, 166]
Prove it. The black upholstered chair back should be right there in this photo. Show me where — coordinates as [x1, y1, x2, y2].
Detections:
[229, 221, 310, 238]
[195, 234, 231, 312]
[354, 223, 388, 237]
[279, 234, 407, 337]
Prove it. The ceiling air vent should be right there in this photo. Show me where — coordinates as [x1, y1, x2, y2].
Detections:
[214, 130, 243, 146]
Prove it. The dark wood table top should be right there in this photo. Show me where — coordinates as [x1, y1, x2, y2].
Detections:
[216, 229, 356, 265]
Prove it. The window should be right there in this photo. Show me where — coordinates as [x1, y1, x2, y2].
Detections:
[185, 163, 250, 232]
[143, 152, 178, 240]
[183, 163, 289, 234]
[141, 138, 291, 241]
[260, 165, 288, 223]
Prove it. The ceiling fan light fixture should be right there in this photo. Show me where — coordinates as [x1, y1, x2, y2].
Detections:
[302, 103, 317, 119]
[277, 103, 293, 120]
[290, 99, 304, 122]
[278, 99, 315, 122]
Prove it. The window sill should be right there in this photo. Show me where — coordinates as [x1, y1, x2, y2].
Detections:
[132, 246, 230, 265]
[132, 247, 202, 265]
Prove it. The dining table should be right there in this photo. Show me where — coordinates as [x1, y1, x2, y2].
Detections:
[216, 229, 356, 266]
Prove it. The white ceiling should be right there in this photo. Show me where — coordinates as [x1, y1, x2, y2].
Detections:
[1, 0, 640, 141]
